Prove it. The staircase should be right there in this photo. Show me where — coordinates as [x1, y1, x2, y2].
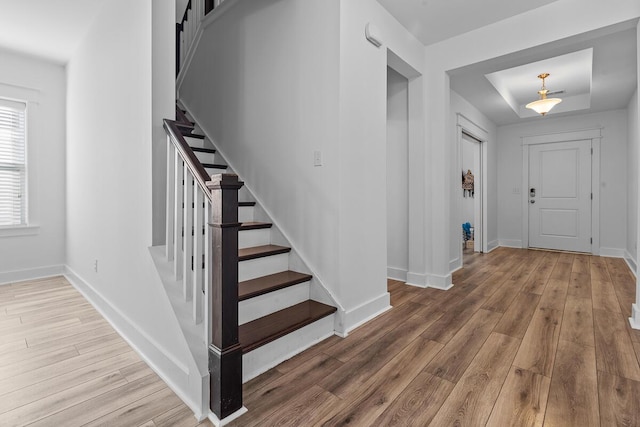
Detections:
[162, 104, 336, 421]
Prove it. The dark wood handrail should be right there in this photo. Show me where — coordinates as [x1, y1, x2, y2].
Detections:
[163, 119, 212, 201]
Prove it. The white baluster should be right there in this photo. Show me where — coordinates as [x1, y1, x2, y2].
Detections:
[166, 138, 175, 261]
[193, 185, 204, 323]
[183, 171, 194, 301]
[174, 157, 184, 280]
[204, 199, 212, 345]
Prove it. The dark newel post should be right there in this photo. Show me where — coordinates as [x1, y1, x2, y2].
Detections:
[205, 0, 215, 15]
[207, 174, 244, 420]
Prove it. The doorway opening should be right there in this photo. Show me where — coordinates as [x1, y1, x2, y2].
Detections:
[461, 130, 482, 257]
[456, 114, 488, 270]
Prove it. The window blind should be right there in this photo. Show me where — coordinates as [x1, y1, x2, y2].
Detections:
[0, 98, 26, 226]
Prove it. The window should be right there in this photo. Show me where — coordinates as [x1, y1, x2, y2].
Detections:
[0, 98, 26, 227]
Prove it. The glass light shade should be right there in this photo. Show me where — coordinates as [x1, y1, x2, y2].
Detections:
[526, 97, 562, 116]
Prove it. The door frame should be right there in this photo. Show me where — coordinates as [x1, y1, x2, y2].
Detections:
[521, 128, 602, 254]
[455, 114, 488, 266]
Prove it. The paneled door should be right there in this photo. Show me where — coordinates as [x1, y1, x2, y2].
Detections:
[528, 140, 592, 252]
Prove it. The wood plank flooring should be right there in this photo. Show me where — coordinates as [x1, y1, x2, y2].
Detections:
[3, 248, 640, 426]
[232, 248, 640, 426]
[0, 276, 210, 427]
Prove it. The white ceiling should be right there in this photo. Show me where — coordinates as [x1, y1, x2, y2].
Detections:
[448, 22, 638, 125]
[376, 1, 637, 126]
[484, 49, 594, 119]
[375, 0, 561, 46]
[0, 0, 106, 64]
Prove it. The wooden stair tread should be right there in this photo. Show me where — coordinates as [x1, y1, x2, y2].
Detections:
[239, 300, 336, 353]
[240, 222, 272, 231]
[203, 163, 228, 169]
[239, 270, 312, 301]
[182, 132, 205, 139]
[239, 245, 291, 261]
[239, 201, 256, 207]
[191, 147, 216, 154]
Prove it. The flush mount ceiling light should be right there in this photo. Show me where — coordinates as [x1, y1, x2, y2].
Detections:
[526, 73, 562, 116]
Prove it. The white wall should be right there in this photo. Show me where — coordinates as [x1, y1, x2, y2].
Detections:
[152, 0, 176, 245]
[0, 50, 66, 283]
[629, 89, 639, 267]
[386, 67, 409, 280]
[66, 0, 205, 416]
[337, 0, 427, 309]
[497, 109, 629, 253]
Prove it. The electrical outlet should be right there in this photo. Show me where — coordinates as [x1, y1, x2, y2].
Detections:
[313, 150, 322, 167]
[94, 259, 98, 273]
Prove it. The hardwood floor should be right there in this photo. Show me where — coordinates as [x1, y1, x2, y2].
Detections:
[0, 276, 211, 427]
[232, 247, 640, 426]
[2, 248, 640, 426]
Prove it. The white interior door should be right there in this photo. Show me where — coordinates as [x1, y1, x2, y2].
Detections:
[528, 140, 592, 252]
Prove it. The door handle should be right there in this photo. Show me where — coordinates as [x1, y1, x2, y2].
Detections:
[530, 200, 535, 204]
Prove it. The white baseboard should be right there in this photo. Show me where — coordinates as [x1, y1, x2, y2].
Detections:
[387, 266, 407, 282]
[0, 264, 64, 285]
[630, 304, 640, 330]
[427, 273, 453, 290]
[625, 250, 637, 278]
[487, 240, 500, 252]
[498, 239, 522, 249]
[335, 292, 391, 336]
[63, 266, 206, 419]
[208, 406, 248, 427]
[449, 257, 462, 274]
[406, 272, 427, 288]
[599, 247, 626, 258]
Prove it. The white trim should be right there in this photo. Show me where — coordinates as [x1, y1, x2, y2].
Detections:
[625, 250, 637, 278]
[449, 257, 462, 274]
[63, 266, 207, 418]
[387, 266, 407, 282]
[521, 129, 601, 254]
[0, 264, 64, 285]
[487, 239, 500, 252]
[521, 128, 603, 145]
[427, 273, 453, 290]
[499, 239, 523, 248]
[208, 407, 248, 427]
[599, 247, 626, 258]
[0, 224, 40, 237]
[629, 304, 640, 330]
[335, 293, 391, 337]
[406, 271, 427, 288]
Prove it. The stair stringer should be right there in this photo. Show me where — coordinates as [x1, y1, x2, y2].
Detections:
[178, 100, 346, 334]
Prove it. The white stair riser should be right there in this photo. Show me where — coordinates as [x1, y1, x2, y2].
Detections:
[184, 136, 207, 148]
[206, 167, 228, 177]
[238, 206, 254, 223]
[239, 228, 271, 249]
[242, 315, 335, 382]
[194, 151, 216, 164]
[239, 253, 289, 282]
[239, 282, 310, 325]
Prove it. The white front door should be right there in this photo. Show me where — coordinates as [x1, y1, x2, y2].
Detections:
[528, 140, 592, 252]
